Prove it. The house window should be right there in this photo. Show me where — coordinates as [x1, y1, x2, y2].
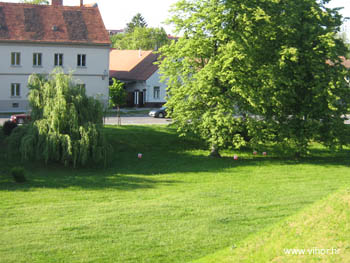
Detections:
[77, 54, 86, 67]
[77, 83, 86, 90]
[33, 53, 42, 67]
[153, 86, 160, 99]
[12, 103, 19, 108]
[54, 53, 63, 66]
[11, 52, 21, 66]
[11, 83, 20, 97]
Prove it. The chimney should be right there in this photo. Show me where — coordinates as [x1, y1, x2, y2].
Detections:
[80, 0, 83, 7]
[52, 0, 63, 6]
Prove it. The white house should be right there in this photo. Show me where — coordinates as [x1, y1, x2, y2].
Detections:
[0, 0, 111, 112]
[109, 49, 167, 107]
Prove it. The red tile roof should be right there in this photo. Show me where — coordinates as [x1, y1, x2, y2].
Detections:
[109, 50, 159, 81]
[0, 2, 110, 45]
[342, 58, 350, 69]
[167, 34, 179, 41]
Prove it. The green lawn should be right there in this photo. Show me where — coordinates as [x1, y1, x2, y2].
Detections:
[196, 188, 350, 262]
[1, 125, 350, 262]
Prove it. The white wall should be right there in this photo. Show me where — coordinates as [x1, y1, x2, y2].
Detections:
[0, 42, 110, 112]
[145, 70, 167, 103]
[122, 70, 167, 106]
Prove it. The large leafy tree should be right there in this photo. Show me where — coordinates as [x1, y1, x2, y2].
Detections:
[159, 0, 350, 156]
[220, 0, 350, 155]
[11, 70, 111, 167]
[111, 27, 170, 50]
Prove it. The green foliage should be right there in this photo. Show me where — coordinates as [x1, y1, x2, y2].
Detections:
[10, 167, 26, 183]
[159, 0, 350, 156]
[2, 120, 17, 136]
[20, 0, 48, 4]
[126, 13, 148, 33]
[111, 27, 170, 50]
[8, 69, 111, 167]
[6, 125, 29, 161]
[0, 125, 4, 140]
[109, 78, 126, 109]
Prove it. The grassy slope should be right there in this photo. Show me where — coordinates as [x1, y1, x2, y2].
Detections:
[195, 188, 350, 263]
[0, 125, 350, 262]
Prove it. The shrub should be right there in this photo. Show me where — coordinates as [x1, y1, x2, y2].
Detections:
[2, 120, 17, 136]
[6, 125, 30, 160]
[10, 167, 26, 183]
[0, 126, 4, 142]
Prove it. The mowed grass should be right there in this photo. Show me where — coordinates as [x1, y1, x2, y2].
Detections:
[1, 125, 350, 263]
[196, 188, 350, 263]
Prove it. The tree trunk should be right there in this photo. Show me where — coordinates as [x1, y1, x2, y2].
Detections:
[209, 144, 221, 158]
[117, 105, 121, 126]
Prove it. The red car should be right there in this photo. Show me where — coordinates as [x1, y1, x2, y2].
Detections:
[10, 113, 31, 124]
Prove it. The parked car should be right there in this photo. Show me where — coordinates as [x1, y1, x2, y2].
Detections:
[149, 107, 167, 118]
[10, 113, 31, 124]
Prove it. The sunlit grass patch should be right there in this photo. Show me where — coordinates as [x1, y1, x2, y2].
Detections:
[195, 188, 350, 263]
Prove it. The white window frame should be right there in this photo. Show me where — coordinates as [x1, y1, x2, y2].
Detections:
[11, 52, 21, 66]
[33, 53, 42, 67]
[153, 86, 160, 99]
[11, 83, 21, 97]
[12, 103, 19, 108]
[54, 53, 63, 67]
[77, 54, 86, 67]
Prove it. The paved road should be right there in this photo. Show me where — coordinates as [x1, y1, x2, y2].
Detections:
[0, 116, 171, 126]
[104, 116, 172, 125]
[3, 115, 350, 126]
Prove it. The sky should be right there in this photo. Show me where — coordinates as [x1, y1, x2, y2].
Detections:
[1, 0, 349, 35]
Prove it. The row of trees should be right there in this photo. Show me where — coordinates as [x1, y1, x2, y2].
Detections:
[159, 0, 350, 157]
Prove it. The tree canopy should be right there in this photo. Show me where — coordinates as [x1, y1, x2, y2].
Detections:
[126, 13, 148, 33]
[159, 0, 350, 156]
[21, 0, 49, 4]
[111, 27, 170, 50]
[109, 78, 127, 109]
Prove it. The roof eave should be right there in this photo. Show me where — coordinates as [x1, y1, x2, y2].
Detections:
[0, 39, 111, 47]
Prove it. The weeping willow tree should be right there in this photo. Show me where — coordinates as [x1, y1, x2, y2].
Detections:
[15, 69, 111, 167]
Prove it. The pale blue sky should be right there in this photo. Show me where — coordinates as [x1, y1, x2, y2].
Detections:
[1, 0, 349, 35]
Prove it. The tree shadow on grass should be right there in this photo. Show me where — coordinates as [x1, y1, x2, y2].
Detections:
[1, 125, 350, 191]
[0, 170, 182, 192]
